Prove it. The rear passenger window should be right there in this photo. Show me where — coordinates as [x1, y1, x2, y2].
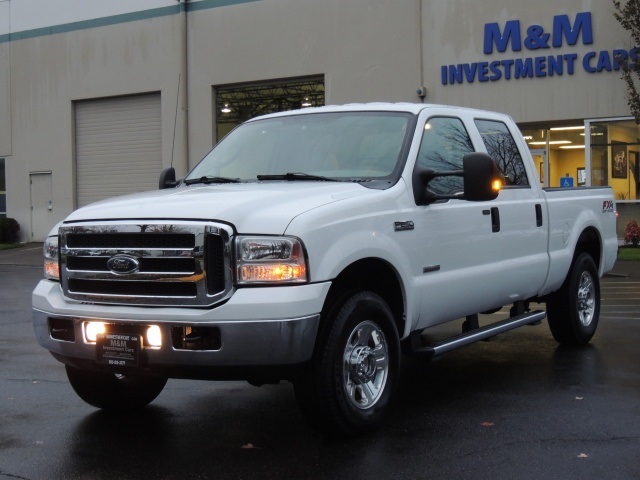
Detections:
[416, 117, 474, 195]
[475, 119, 529, 186]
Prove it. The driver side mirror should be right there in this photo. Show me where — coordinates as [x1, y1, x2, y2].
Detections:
[412, 152, 502, 205]
[159, 167, 179, 189]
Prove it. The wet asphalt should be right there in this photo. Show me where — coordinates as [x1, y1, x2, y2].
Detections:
[1, 245, 639, 479]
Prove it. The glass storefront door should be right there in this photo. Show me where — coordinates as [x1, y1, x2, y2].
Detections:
[529, 149, 547, 187]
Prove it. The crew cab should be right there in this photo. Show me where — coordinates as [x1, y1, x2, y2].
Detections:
[33, 103, 618, 435]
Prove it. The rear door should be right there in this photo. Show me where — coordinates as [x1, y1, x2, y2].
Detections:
[472, 116, 549, 301]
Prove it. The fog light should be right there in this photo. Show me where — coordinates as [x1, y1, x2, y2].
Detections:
[85, 321, 106, 343]
[146, 325, 162, 348]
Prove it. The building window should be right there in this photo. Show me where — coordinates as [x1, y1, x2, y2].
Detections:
[520, 123, 586, 188]
[214, 76, 325, 142]
[588, 118, 640, 201]
[0, 158, 6, 218]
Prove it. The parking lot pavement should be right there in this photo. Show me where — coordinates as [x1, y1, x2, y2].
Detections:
[1, 256, 640, 479]
[0, 243, 43, 267]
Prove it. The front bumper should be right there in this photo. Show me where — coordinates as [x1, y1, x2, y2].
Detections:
[33, 279, 328, 376]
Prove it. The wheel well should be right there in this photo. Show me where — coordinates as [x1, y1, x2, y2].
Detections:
[323, 258, 405, 336]
[575, 227, 601, 269]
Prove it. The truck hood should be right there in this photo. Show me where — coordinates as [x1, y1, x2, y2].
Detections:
[64, 182, 374, 233]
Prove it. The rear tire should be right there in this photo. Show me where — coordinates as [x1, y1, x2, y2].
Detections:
[294, 291, 400, 436]
[546, 252, 600, 345]
[65, 365, 167, 410]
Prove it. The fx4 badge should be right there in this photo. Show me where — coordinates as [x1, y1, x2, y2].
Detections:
[602, 200, 614, 213]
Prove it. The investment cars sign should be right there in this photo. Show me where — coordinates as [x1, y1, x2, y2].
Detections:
[441, 12, 638, 85]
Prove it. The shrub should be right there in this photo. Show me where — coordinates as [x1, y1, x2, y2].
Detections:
[624, 220, 640, 247]
[0, 218, 20, 244]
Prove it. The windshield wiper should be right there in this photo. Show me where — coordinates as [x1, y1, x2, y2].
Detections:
[184, 175, 241, 185]
[257, 172, 340, 182]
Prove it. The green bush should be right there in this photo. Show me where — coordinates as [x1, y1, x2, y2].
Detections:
[0, 218, 20, 244]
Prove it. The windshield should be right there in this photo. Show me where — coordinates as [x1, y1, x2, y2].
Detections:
[185, 111, 413, 183]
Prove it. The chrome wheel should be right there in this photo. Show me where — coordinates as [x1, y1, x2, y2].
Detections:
[577, 270, 596, 326]
[343, 320, 389, 410]
[293, 291, 399, 435]
[547, 252, 600, 346]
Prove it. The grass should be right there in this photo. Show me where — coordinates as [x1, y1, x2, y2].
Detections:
[0, 243, 23, 251]
[618, 246, 640, 261]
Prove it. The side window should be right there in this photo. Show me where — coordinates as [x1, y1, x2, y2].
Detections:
[475, 119, 529, 186]
[416, 117, 474, 195]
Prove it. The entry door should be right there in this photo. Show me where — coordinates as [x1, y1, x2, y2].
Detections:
[530, 149, 547, 187]
[30, 172, 53, 241]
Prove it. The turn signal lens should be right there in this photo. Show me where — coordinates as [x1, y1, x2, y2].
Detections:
[492, 179, 503, 192]
[240, 263, 305, 282]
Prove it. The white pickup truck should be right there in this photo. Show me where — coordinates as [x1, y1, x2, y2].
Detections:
[33, 103, 618, 435]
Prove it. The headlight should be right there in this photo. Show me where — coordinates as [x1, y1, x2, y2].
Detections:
[43, 235, 60, 280]
[236, 236, 308, 284]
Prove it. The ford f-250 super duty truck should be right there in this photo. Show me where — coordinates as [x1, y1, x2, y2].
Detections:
[33, 103, 618, 436]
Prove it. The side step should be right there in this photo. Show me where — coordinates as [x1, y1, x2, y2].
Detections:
[411, 310, 546, 360]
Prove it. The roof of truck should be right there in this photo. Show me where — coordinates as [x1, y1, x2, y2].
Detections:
[248, 102, 506, 120]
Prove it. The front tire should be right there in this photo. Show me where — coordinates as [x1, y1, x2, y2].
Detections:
[294, 291, 400, 436]
[65, 365, 167, 410]
[546, 252, 600, 345]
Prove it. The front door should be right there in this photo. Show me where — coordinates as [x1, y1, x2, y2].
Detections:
[30, 172, 53, 241]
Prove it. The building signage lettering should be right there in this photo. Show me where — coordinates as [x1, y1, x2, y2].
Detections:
[441, 12, 638, 85]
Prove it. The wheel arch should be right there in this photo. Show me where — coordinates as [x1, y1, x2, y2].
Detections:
[321, 258, 406, 341]
[574, 226, 602, 271]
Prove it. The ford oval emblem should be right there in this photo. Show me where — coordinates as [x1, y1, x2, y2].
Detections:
[106, 255, 140, 275]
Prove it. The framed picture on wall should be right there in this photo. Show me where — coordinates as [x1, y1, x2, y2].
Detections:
[612, 142, 628, 179]
[577, 167, 586, 186]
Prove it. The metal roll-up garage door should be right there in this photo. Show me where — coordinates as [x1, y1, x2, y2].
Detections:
[75, 93, 161, 208]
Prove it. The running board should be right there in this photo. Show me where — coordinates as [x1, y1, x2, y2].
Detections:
[411, 310, 546, 360]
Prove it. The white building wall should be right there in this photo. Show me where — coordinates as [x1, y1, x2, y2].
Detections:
[0, 1, 11, 157]
[5, 6, 187, 241]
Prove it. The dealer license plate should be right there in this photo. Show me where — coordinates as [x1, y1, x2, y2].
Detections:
[96, 333, 140, 367]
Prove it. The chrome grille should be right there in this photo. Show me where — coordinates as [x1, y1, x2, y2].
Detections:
[59, 221, 233, 306]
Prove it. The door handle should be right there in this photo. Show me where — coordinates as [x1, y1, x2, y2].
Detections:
[535, 204, 543, 227]
[491, 207, 500, 233]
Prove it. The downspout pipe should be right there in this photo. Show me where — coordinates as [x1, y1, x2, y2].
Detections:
[179, 0, 190, 175]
